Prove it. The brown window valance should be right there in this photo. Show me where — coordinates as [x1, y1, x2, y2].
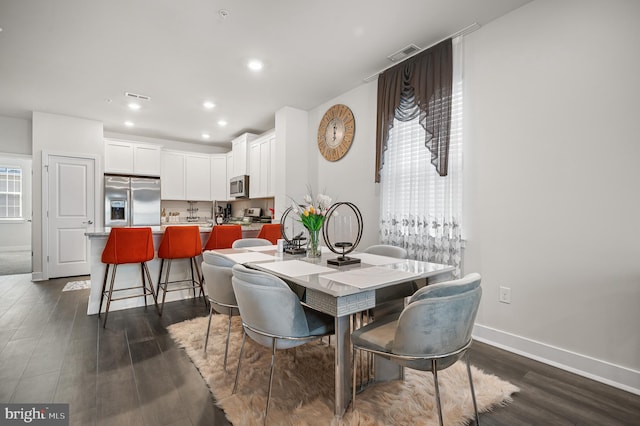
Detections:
[375, 38, 453, 182]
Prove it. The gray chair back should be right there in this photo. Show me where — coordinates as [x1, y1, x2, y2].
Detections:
[231, 264, 311, 348]
[363, 244, 408, 259]
[231, 238, 272, 248]
[364, 244, 414, 314]
[201, 252, 237, 313]
[393, 273, 482, 369]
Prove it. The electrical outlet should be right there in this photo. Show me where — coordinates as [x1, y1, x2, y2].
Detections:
[499, 286, 511, 304]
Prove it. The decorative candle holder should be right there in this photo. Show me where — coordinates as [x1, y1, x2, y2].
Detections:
[322, 202, 363, 266]
[280, 207, 307, 255]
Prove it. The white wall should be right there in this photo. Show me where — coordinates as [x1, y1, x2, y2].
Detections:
[307, 82, 380, 250]
[32, 112, 104, 280]
[0, 116, 31, 155]
[463, 0, 640, 392]
[304, 0, 640, 394]
[0, 116, 32, 252]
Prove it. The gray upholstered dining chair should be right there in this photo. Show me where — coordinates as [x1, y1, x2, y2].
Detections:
[351, 273, 482, 426]
[230, 264, 335, 423]
[363, 244, 418, 317]
[201, 252, 238, 370]
[231, 237, 272, 248]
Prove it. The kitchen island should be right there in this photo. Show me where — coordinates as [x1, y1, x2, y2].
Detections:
[84, 223, 264, 315]
[85, 227, 210, 315]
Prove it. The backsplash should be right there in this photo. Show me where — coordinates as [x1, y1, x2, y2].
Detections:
[161, 198, 275, 222]
[161, 200, 214, 223]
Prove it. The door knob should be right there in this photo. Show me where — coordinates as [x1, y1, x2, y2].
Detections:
[83, 220, 94, 225]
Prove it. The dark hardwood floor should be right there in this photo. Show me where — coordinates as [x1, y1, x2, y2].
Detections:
[0, 273, 638, 425]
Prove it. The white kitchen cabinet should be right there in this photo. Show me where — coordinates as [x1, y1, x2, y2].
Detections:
[133, 144, 161, 176]
[105, 139, 161, 176]
[160, 151, 186, 200]
[226, 151, 233, 200]
[248, 130, 275, 198]
[231, 133, 257, 177]
[210, 154, 227, 201]
[185, 154, 211, 201]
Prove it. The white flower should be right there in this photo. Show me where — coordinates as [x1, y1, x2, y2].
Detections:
[304, 194, 313, 204]
[317, 194, 332, 209]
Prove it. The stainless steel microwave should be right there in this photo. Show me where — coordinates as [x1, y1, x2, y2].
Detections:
[230, 175, 249, 198]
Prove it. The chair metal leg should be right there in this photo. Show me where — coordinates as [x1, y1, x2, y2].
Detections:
[432, 359, 444, 426]
[189, 257, 196, 299]
[140, 263, 148, 309]
[203, 302, 214, 356]
[223, 308, 232, 371]
[466, 353, 480, 425]
[193, 259, 207, 307]
[142, 262, 160, 315]
[103, 265, 118, 328]
[232, 330, 247, 394]
[264, 337, 277, 424]
[352, 347, 357, 411]
[158, 259, 172, 316]
[156, 259, 164, 296]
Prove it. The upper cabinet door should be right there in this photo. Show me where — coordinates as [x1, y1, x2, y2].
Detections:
[105, 140, 161, 176]
[231, 133, 257, 176]
[105, 140, 134, 174]
[210, 154, 227, 202]
[248, 130, 275, 199]
[185, 154, 211, 201]
[160, 151, 186, 200]
[133, 144, 161, 176]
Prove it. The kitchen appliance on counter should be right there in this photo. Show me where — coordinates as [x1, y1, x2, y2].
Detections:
[244, 207, 261, 222]
[104, 175, 161, 228]
[230, 175, 249, 198]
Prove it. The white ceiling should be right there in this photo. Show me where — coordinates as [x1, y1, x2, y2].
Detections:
[0, 0, 531, 146]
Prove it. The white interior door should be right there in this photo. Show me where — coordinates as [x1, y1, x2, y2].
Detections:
[47, 155, 95, 278]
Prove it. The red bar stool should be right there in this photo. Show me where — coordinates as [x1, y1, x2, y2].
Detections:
[256, 223, 282, 245]
[99, 227, 158, 327]
[156, 226, 206, 315]
[203, 224, 242, 250]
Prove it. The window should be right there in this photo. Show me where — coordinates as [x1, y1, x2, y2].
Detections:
[0, 166, 23, 219]
[379, 37, 463, 274]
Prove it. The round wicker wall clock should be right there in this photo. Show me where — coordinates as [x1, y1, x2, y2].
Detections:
[317, 104, 355, 161]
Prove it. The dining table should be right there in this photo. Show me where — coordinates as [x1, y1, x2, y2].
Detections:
[207, 245, 455, 419]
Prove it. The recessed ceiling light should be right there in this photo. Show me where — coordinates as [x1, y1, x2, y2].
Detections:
[202, 133, 211, 139]
[124, 121, 134, 127]
[203, 101, 215, 109]
[128, 102, 141, 111]
[247, 60, 263, 71]
[218, 120, 227, 127]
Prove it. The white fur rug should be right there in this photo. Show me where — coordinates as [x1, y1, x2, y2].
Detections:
[168, 315, 519, 425]
[62, 280, 91, 291]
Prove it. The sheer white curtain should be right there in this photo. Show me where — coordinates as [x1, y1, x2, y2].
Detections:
[379, 36, 463, 276]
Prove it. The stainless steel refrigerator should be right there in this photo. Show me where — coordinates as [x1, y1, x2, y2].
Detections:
[104, 175, 161, 228]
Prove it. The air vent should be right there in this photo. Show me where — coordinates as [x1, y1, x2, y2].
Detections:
[387, 44, 420, 62]
[124, 92, 151, 101]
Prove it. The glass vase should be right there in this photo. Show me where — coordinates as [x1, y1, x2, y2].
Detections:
[306, 227, 322, 258]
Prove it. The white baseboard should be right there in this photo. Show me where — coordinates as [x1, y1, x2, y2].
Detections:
[0, 245, 30, 252]
[473, 324, 640, 396]
[31, 271, 44, 281]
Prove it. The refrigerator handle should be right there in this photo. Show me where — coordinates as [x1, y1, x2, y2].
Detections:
[127, 188, 132, 227]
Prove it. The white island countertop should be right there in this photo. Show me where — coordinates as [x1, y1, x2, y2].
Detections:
[85, 222, 266, 238]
